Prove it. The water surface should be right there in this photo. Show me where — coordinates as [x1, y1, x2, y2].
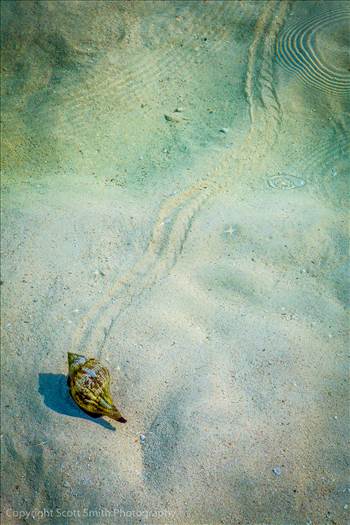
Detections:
[1, 1, 349, 524]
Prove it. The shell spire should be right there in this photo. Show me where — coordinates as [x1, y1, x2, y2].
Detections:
[67, 352, 127, 424]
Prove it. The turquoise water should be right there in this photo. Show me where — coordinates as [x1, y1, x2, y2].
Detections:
[1, 1, 349, 524]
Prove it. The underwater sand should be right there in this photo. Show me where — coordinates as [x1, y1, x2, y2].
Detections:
[1, 1, 349, 524]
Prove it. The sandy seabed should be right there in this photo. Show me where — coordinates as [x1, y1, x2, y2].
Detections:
[1, 1, 349, 524]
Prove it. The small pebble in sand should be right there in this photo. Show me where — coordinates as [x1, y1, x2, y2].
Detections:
[164, 113, 189, 123]
[164, 113, 182, 123]
[272, 466, 282, 476]
[140, 434, 146, 444]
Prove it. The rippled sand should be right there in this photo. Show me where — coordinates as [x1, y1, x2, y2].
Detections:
[1, 1, 349, 524]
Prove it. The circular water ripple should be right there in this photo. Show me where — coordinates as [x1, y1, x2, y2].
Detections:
[267, 173, 306, 189]
[276, 7, 350, 95]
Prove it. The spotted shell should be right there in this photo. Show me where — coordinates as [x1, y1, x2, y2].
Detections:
[67, 352, 126, 423]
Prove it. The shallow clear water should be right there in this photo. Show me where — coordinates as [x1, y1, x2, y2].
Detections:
[1, 1, 349, 524]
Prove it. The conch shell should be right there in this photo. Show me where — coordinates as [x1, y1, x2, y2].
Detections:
[67, 353, 126, 423]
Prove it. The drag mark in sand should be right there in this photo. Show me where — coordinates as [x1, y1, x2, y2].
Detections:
[72, 183, 211, 356]
[245, 0, 276, 125]
[71, 1, 290, 358]
[245, 0, 289, 143]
